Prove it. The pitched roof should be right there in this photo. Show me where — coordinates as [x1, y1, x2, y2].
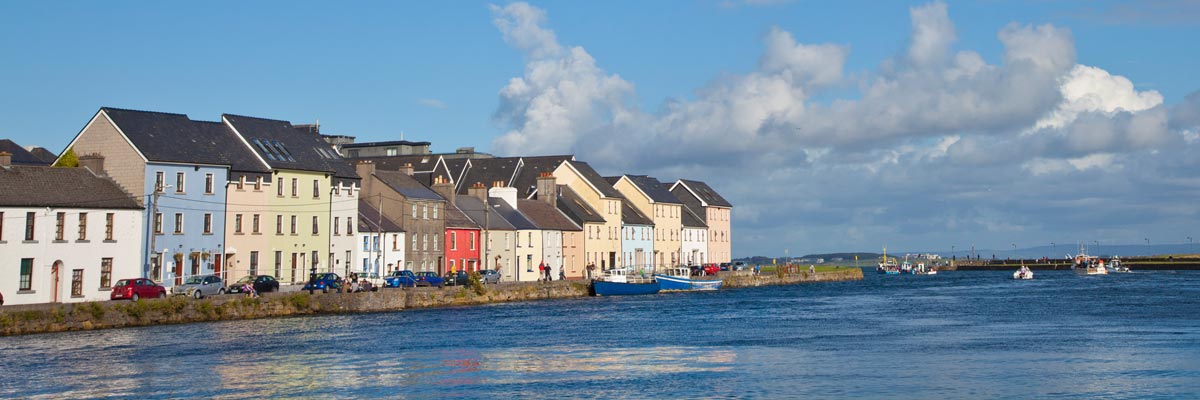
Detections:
[28, 147, 58, 164]
[357, 199, 404, 232]
[615, 175, 680, 204]
[564, 161, 621, 198]
[680, 204, 707, 228]
[456, 196, 515, 230]
[99, 108, 267, 173]
[456, 157, 521, 195]
[221, 113, 357, 178]
[341, 140, 431, 148]
[489, 198, 538, 230]
[372, 170, 444, 201]
[344, 154, 442, 173]
[555, 185, 605, 225]
[670, 184, 708, 224]
[674, 179, 732, 207]
[0, 139, 50, 165]
[518, 199, 582, 231]
[619, 198, 654, 226]
[0, 165, 141, 209]
[444, 202, 479, 229]
[512, 155, 573, 198]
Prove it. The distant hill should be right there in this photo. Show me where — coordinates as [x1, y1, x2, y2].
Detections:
[734, 253, 883, 265]
[735, 244, 1200, 262]
[798, 253, 883, 261]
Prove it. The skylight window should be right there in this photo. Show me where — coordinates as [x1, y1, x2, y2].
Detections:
[271, 140, 296, 162]
[252, 139, 278, 161]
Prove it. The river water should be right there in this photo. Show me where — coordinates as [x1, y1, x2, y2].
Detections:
[2, 270, 1198, 399]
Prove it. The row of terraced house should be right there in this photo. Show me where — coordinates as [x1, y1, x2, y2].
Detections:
[0, 107, 732, 306]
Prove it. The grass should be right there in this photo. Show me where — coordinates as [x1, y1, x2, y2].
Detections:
[759, 265, 851, 274]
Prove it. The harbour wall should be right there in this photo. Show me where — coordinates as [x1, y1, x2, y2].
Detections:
[0, 270, 862, 337]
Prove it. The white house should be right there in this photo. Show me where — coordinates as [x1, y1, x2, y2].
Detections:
[356, 199, 405, 277]
[680, 206, 709, 266]
[0, 154, 143, 305]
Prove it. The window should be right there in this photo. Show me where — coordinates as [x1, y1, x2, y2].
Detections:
[412, 204, 418, 218]
[347, 218, 353, 235]
[291, 178, 298, 197]
[155, 171, 165, 192]
[19, 258, 33, 290]
[105, 213, 114, 240]
[412, 234, 417, 249]
[313, 180, 320, 198]
[516, 232, 520, 247]
[236, 176, 244, 190]
[250, 251, 259, 276]
[78, 213, 87, 240]
[72, 269, 83, 297]
[312, 216, 319, 235]
[205, 174, 214, 194]
[386, 148, 398, 156]
[174, 213, 183, 234]
[277, 177, 284, 196]
[311, 250, 319, 269]
[56, 212, 65, 241]
[154, 213, 163, 234]
[392, 234, 398, 250]
[469, 232, 476, 250]
[276, 215, 283, 235]
[290, 215, 297, 234]
[422, 204, 428, 219]
[433, 234, 438, 249]
[372, 236, 379, 251]
[334, 217, 340, 235]
[528, 232, 532, 246]
[363, 236, 370, 251]
[254, 177, 262, 191]
[432, 205, 438, 219]
[252, 214, 260, 234]
[274, 251, 283, 278]
[423, 233, 428, 250]
[451, 232, 457, 250]
[101, 258, 112, 288]
[176, 172, 185, 193]
[235, 214, 243, 233]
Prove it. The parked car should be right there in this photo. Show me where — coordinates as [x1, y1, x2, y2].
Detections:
[479, 269, 501, 284]
[444, 271, 470, 286]
[172, 275, 225, 299]
[350, 272, 384, 288]
[110, 278, 167, 301]
[719, 262, 732, 271]
[703, 263, 721, 274]
[228, 275, 280, 294]
[690, 264, 719, 276]
[733, 261, 748, 271]
[303, 272, 342, 293]
[415, 272, 445, 288]
[384, 270, 418, 288]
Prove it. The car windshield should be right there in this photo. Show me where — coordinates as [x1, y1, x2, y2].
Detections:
[236, 276, 255, 283]
[184, 276, 204, 284]
[115, 279, 131, 287]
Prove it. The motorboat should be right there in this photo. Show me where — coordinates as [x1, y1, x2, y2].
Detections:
[592, 268, 660, 296]
[655, 266, 722, 291]
[1109, 256, 1131, 273]
[1013, 265, 1033, 280]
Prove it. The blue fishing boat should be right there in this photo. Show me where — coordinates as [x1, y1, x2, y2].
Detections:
[654, 267, 722, 291]
[592, 268, 659, 296]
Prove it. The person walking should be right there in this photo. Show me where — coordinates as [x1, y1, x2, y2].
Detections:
[559, 266, 566, 281]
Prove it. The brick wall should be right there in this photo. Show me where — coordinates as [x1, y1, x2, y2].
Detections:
[69, 112, 146, 206]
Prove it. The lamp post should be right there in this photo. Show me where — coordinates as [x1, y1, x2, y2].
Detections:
[1094, 240, 1100, 258]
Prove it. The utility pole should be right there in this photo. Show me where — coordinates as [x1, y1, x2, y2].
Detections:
[147, 184, 169, 281]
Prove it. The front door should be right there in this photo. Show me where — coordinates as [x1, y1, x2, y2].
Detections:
[609, 252, 616, 271]
[214, 255, 223, 280]
[291, 253, 298, 284]
[174, 254, 184, 285]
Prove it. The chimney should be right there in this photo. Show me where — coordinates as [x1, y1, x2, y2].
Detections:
[400, 163, 414, 176]
[468, 182, 488, 202]
[431, 175, 455, 204]
[488, 183, 518, 209]
[78, 153, 105, 175]
[0, 151, 10, 167]
[536, 172, 557, 207]
[355, 160, 375, 195]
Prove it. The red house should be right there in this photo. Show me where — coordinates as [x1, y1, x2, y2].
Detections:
[430, 176, 480, 274]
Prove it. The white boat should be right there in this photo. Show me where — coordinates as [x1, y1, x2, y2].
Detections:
[1013, 265, 1033, 280]
[1108, 256, 1131, 273]
[654, 266, 722, 291]
[592, 268, 660, 296]
[1069, 243, 1108, 276]
[913, 262, 937, 275]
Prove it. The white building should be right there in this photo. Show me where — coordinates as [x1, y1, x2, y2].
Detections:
[0, 156, 144, 305]
[356, 199, 405, 277]
[680, 206, 708, 266]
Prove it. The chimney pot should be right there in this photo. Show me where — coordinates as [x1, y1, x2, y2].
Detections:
[0, 151, 11, 167]
[78, 153, 106, 175]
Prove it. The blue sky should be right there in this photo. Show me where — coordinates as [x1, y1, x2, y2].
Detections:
[3, 1, 1199, 256]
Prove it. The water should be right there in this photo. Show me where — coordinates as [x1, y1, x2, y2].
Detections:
[3, 270, 1199, 399]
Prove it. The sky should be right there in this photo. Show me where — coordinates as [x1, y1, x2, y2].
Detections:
[2, 0, 1199, 257]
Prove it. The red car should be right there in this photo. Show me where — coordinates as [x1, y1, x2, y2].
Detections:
[702, 263, 720, 275]
[110, 278, 167, 301]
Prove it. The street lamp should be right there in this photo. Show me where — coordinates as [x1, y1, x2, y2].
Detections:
[1094, 240, 1100, 257]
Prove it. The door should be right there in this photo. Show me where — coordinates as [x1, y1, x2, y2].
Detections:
[609, 252, 616, 271]
[51, 261, 62, 303]
[214, 255, 223, 281]
[173, 254, 184, 286]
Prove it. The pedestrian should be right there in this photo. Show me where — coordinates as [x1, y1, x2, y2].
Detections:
[559, 266, 566, 281]
[538, 262, 545, 282]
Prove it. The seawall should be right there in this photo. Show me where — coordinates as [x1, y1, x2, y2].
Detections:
[0, 270, 862, 337]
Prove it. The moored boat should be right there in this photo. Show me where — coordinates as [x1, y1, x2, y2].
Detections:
[1013, 265, 1033, 280]
[592, 268, 660, 296]
[1109, 256, 1131, 273]
[655, 266, 722, 291]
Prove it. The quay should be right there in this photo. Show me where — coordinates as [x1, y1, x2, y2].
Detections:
[0, 269, 862, 336]
[946, 256, 1200, 271]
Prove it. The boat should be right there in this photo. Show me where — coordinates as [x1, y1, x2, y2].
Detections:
[592, 268, 660, 296]
[1071, 254, 1108, 275]
[655, 266, 723, 291]
[913, 262, 937, 275]
[1013, 265, 1033, 280]
[1108, 256, 1131, 273]
[877, 246, 900, 274]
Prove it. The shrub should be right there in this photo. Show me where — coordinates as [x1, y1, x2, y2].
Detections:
[468, 271, 486, 296]
[53, 148, 79, 168]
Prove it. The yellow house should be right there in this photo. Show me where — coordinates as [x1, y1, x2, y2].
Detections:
[551, 161, 622, 271]
[610, 175, 683, 268]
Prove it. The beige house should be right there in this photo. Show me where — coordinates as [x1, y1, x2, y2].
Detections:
[551, 161, 622, 271]
[610, 175, 684, 268]
[670, 179, 732, 264]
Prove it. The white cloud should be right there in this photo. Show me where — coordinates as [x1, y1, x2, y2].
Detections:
[418, 98, 447, 109]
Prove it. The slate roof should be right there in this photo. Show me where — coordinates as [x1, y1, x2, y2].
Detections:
[222, 113, 357, 178]
[675, 179, 732, 207]
[555, 185, 605, 225]
[444, 202, 479, 229]
[518, 199, 581, 231]
[619, 198, 654, 226]
[489, 198, 538, 230]
[343, 154, 442, 173]
[341, 140, 431, 148]
[680, 204, 708, 228]
[456, 196, 515, 231]
[372, 170, 444, 201]
[357, 199, 404, 233]
[455, 157, 521, 195]
[669, 184, 709, 224]
[0, 139, 50, 165]
[565, 161, 621, 198]
[613, 175, 680, 204]
[28, 147, 58, 164]
[0, 165, 141, 209]
[99, 108, 268, 173]
[443, 158, 469, 187]
[512, 155, 573, 198]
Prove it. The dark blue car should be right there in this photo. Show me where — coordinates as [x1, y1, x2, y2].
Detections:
[303, 272, 341, 293]
[415, 272, 445, 288]
[384, 270, 418, 288]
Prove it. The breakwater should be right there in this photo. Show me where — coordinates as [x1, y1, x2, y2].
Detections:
[949, 256, 1200, 271]
[0, 270, 862, 336]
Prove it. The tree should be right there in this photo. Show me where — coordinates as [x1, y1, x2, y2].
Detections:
[53, 147, 78, 168]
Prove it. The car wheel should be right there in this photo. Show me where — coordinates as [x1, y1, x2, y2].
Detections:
[193, 290, 202, 299]
[131, 293, 140, 301]
[218, 288, 226, 295]
[158, 291, 166, 298]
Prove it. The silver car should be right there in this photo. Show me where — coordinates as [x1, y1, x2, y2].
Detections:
[172, 275, 225, 299]
[479, 269, 502, 284]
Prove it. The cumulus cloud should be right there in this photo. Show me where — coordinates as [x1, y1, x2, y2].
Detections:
[488, 1, 1200, 255]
